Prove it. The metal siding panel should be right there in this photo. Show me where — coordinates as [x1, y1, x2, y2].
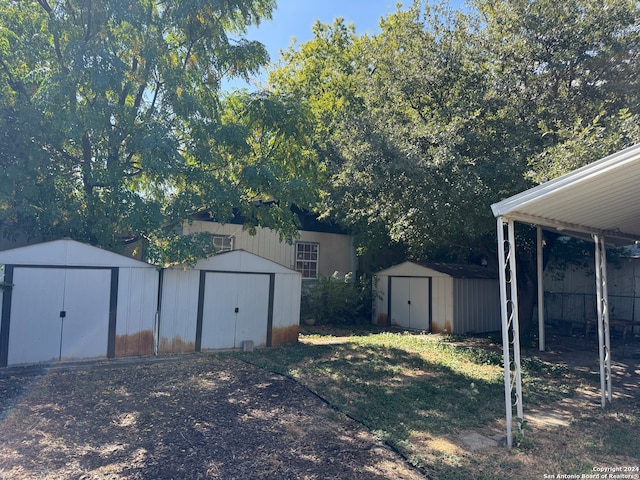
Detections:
[200, 272, 270, 349]
[235, 274, 270, 347]
[390, 277, 411, 327]
[409, 277, 431, 330]
[116, 268, 158, 357]
[272, 274, 301, 329]
[8, 268, 66, 365]
[60, 269, 111, 361]
[431, 277, 453, 333]
[372, 274, 388, 326]
[158, 269, 199, 353]
[454, 279, 501, 334]
[0, 265, 11, 367]
[271, 274, 301, 346]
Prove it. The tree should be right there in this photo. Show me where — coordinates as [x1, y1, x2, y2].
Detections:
[474, 0, 640, 180]
[0, 0, 320, 263]
[270, 4, 534, 261]
[268, 0, 640, 331]
[475, 0, 640, 329]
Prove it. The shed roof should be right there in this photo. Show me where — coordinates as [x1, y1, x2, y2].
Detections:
[189, 249, 299, 275]
[419, 262, 498, 279]
[0, 239, 153, 268]
[378, 261, 497, 279]
[491, 143, 640, 244]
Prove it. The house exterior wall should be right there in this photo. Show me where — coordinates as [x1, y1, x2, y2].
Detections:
[298, 230, 356, 277]
[184, 220, 356, 277]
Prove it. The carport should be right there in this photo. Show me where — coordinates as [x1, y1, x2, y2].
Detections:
[491, 143, 640, 447]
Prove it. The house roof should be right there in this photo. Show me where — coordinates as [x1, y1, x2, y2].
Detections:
[0, 239, 153, 268]
[193, 206, 350, 235]
[491, 143, 640, 244]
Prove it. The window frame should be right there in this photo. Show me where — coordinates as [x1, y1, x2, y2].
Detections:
[295, 241, 319, 279]
[212, 234, 234, 253]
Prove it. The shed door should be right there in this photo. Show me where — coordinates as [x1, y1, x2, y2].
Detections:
[390, 277, 431, 330]
[7, 268, 111, 365]
[200, 272, 270, 349]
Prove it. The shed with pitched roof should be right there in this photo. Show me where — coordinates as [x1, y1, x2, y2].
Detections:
[373, 261, 500, 334]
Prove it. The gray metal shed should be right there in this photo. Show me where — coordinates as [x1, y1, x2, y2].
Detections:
[0, 239, 159, 367]
[373, 261, 500, 334]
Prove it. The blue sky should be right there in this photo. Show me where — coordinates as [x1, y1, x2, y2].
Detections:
[226, 0, 465, 90]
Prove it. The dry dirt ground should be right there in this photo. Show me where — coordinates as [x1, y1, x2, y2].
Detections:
[0, 354, 425, 480]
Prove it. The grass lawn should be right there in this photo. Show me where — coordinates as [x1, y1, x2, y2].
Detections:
[238, 327, 640, 479]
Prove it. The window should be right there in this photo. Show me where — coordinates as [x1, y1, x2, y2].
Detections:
[212, 235, 233, 252]
[295, 242, 319, 279]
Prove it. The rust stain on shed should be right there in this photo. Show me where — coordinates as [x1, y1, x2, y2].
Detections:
[159, 335, 195, 354]
[271, 325, 299, 346]
[115, 330, 154, 357]
[431, 320, 452, 334]
[376, 313, 389, 326]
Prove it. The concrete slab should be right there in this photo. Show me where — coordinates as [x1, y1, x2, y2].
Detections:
[459, 432, 501, 451]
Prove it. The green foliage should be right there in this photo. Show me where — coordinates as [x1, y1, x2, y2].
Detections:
[300, 273, 373, 325]
[0, 0, 321, 263]
[268, 0, 640, 263]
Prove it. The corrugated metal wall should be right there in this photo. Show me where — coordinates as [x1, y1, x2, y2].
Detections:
[115, 267, 159, 357]
[158, 269, 200, 354]
[431, 277, 454, 333]
[452, 278, 501, 334]
[272, 273, 301, 346]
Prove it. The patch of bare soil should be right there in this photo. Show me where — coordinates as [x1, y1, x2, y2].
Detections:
[0, 355, 425, 480]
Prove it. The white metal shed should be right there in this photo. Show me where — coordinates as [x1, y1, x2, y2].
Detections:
[373, 261, 500, 334]
[491, 142, 640, 447]
[0, 239, 159, 367]
[159, 250, 301, 353]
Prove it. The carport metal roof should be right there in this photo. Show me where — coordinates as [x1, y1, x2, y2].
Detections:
[491, 143, 640, 245]
[490, 142, 640, 448]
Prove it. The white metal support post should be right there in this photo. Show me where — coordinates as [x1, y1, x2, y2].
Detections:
[593, 235, 613, 407]
[497, 217, 524, 448]
[537, 227, 545, 352]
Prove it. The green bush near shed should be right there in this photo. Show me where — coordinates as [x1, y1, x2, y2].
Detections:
[300, 273, 373, 325]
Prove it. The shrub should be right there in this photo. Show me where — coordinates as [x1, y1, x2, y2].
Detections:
[301, 272, 373, 325]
